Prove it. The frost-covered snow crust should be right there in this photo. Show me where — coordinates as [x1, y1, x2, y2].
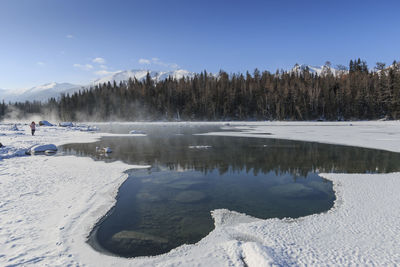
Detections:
[1, 121, 400, 266]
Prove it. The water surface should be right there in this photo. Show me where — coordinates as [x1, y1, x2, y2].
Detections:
[59, 124, 400, 257]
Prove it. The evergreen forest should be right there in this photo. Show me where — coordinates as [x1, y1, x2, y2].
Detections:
[1, 59, 400, 121]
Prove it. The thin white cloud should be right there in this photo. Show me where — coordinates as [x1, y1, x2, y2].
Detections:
[66, 34, 74, 39]
[73, 63, 93, 71]
[139, 57, 179, 69]
[37, 61, 45, 66]
[153, 59, 180, 69]
[92, 57, 106, 64]
[94, 70, 119, 76]
[100, 64, 107, 69]
[139, 58, 151, 64]
[169, 63, 179, 69]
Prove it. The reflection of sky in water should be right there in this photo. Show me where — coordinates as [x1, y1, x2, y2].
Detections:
[59, 125, 400, 257]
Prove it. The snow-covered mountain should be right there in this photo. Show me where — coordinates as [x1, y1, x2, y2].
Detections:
[93, 69, 195, 85]
[0, 82, 83, 103]
[0, 69, 195, 103]
[290, 64, 347, 76]
[379, 62, 399, 72]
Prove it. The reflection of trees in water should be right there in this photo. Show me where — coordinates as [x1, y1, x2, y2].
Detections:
[61, 135, 400, 176]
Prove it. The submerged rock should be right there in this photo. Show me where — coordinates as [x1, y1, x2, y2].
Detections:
[136, 192, 163, 202]
[166, 179, 205, 189]
[142, 174, 182, 185]
[111, 230, 168, 245]
[174, 190, 206, 203]
[268, 183, 314, 197]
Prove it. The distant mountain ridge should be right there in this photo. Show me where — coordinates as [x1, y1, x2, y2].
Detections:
[93, 69, 195, 85]
[0, 69, 195, 103]
[290, 64, 347, 76]
[0, 82, 83, 103]
[0, 65, 355, 103]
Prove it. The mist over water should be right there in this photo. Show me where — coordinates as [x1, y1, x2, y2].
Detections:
[0, 105, 59, 124]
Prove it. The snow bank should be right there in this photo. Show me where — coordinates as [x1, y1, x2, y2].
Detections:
[1, 121, 400, 266]
[199, 120, 400, 152]
[28, 144, 57, 154]
[59, 122, 74, 127]
[0, 123, 101, 160]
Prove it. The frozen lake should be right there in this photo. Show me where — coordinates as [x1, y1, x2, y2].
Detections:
[59, 124, 400, 257]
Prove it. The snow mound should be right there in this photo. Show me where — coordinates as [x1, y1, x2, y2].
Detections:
[29, 144, 58, 154]
[212, 209, 260, 228]
[241, 242, 277, 267]
[59, 122, 74, 127]
[79, 125, 99, 132]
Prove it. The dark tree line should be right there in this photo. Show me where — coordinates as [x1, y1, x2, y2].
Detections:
[2, 59, 400, 121]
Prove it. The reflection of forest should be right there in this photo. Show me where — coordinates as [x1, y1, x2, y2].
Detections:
[61, 135, 400, 176]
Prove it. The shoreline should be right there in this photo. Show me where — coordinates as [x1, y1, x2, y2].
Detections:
[1, 121, 400, 266]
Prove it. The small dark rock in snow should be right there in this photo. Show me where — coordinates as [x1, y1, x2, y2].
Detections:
[39, 120, 54, 126]
[129, 130, 146, 134]
[10, 124, 19, 131]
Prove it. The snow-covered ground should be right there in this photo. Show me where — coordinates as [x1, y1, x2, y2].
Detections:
[1, 121, 400, 266]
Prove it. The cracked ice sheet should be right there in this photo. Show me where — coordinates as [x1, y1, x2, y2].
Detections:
[1, 121, 400, 266]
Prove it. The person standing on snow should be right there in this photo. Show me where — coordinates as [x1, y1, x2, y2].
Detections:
[30, 121, 36, 136]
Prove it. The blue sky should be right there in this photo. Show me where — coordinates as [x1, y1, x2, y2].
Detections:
[1, 0, 399, 89]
